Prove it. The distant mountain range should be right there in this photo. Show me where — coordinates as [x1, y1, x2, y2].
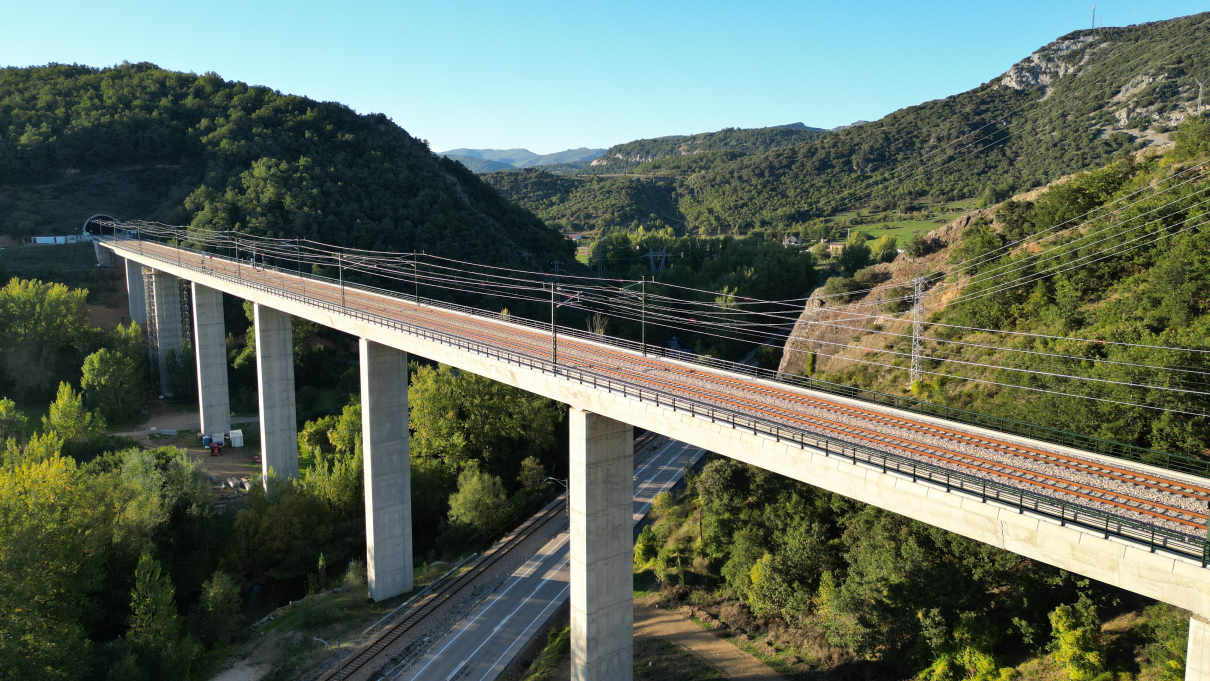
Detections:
[437, 147, 606, 172]
[485, 14, 1210, 235]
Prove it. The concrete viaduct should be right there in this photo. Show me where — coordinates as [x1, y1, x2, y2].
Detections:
[97, 235, 1210, 681]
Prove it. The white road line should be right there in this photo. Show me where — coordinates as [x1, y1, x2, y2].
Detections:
[398, 535, 570, 680]
[444, 557, 572, 680]
[475, 582, 572, 681]
[633, 439, 677, 481]
[634, 448, 704, 517]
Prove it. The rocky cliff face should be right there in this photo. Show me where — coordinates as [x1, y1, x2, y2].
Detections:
[998, 34, 1103, 91]
[778, 210, 991, 380]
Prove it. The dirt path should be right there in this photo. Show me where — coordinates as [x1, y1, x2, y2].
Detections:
[633, 603, 784, 680]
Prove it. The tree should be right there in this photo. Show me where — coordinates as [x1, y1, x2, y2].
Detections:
[125, 549, 201, 680]
[0, 450, 98, 680]
[0, 278, 93, 400]
[298, 415, 338, 463]
[189, 572, 243, 648]
[0, 397, 29, 444]
[410, 363, 561, 477]
[447, 466, 507, 531]
[904, 232, 930, 258]
[81, 348, 144, 424]
[517, 456, 546, 492]
[838, 236, 872, 274]
[42, 382, 105, 440]
[1047, 595, 1106, 681]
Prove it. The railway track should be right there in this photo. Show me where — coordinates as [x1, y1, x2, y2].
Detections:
[313, 434, 661, 680]
[127, 242, 1209, 534]
[316, 496, 568, 681]
[330, 283, 1208, 530]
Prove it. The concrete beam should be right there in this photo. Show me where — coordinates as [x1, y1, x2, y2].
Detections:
[125, 258, 147, 326]
[360, 339, 412, 601]
[149, 270, 183, 395]
[254, 304, 298, 482]
[569, 409, 633, 681]
[192, 283, 231, 440]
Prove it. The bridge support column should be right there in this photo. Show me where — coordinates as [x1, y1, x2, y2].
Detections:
[359, 339, 412, 601]
[149, 271, 183, 396]
[569, 409, 633, 681]
[192, 283, 230, 441]
[125, 259, 147, 326]
[254, 304, 298, 483]
[1188, 616, 1210, 681]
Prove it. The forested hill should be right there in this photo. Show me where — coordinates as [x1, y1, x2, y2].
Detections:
[494, 13, 1210, 238]
[0, 63, 573, 269]
[583, 123, 826, 174]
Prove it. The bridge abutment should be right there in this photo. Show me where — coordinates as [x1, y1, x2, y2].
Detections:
[254, 304, 299, 483]
[125, 259, 147, 326]
[192, 283, 231, 441]
[569, 409, 633, 681]
[359, 339, 413, 601]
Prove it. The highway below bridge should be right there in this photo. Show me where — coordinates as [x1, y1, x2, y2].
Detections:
[97, 232, 1210, 681]
[387, 438, 703, 681]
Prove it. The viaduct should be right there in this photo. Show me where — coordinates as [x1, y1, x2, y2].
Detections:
[91, 226, 1210, 681]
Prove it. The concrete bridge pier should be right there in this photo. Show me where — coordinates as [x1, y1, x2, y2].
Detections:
[149, 270, 183, 395]
[254, 304, 299, 483]
[569, 409, 633, 681]
[125, 259, 147, 326]
[192, 283, 231, 441]
[1189, 617, 1210, 680]
[359, 339, 413, 600]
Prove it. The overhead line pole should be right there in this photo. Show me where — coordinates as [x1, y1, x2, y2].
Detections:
[642, 275, 647, 356]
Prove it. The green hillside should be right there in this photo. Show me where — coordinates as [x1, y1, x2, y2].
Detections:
[782, 118, 1210, 456]
[499, 14, 1210, 241]
[482, 169, 682, 233]
[0, 63, 572, 270]
[583, 124, 826, 174]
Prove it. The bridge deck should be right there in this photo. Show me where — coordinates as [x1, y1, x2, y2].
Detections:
[104, 238, 1210, 559]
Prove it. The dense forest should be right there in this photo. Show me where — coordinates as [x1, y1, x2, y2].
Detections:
[490, 14, 1210, 240]
[0, 63, 572, 270]
[631, 456, 1190, 680]
[0, 272, 566, 680]
[484, 169, 683, 233]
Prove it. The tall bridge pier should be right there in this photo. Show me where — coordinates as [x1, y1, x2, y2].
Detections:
[103, 237, 1210, 681]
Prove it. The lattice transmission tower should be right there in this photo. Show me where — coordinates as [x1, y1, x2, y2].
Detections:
[910, 276, 925, 388]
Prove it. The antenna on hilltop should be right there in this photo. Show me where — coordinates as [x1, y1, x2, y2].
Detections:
[1091, 3, 1096, 30]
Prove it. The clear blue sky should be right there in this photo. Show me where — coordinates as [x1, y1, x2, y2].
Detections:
[2, 1, 1206, 153]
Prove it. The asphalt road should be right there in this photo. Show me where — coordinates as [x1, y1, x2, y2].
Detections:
[388, 438, 705, 681]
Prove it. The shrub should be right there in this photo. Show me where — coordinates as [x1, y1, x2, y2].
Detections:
[904, 232, 930, 257]
[821, 276, 863, 304]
